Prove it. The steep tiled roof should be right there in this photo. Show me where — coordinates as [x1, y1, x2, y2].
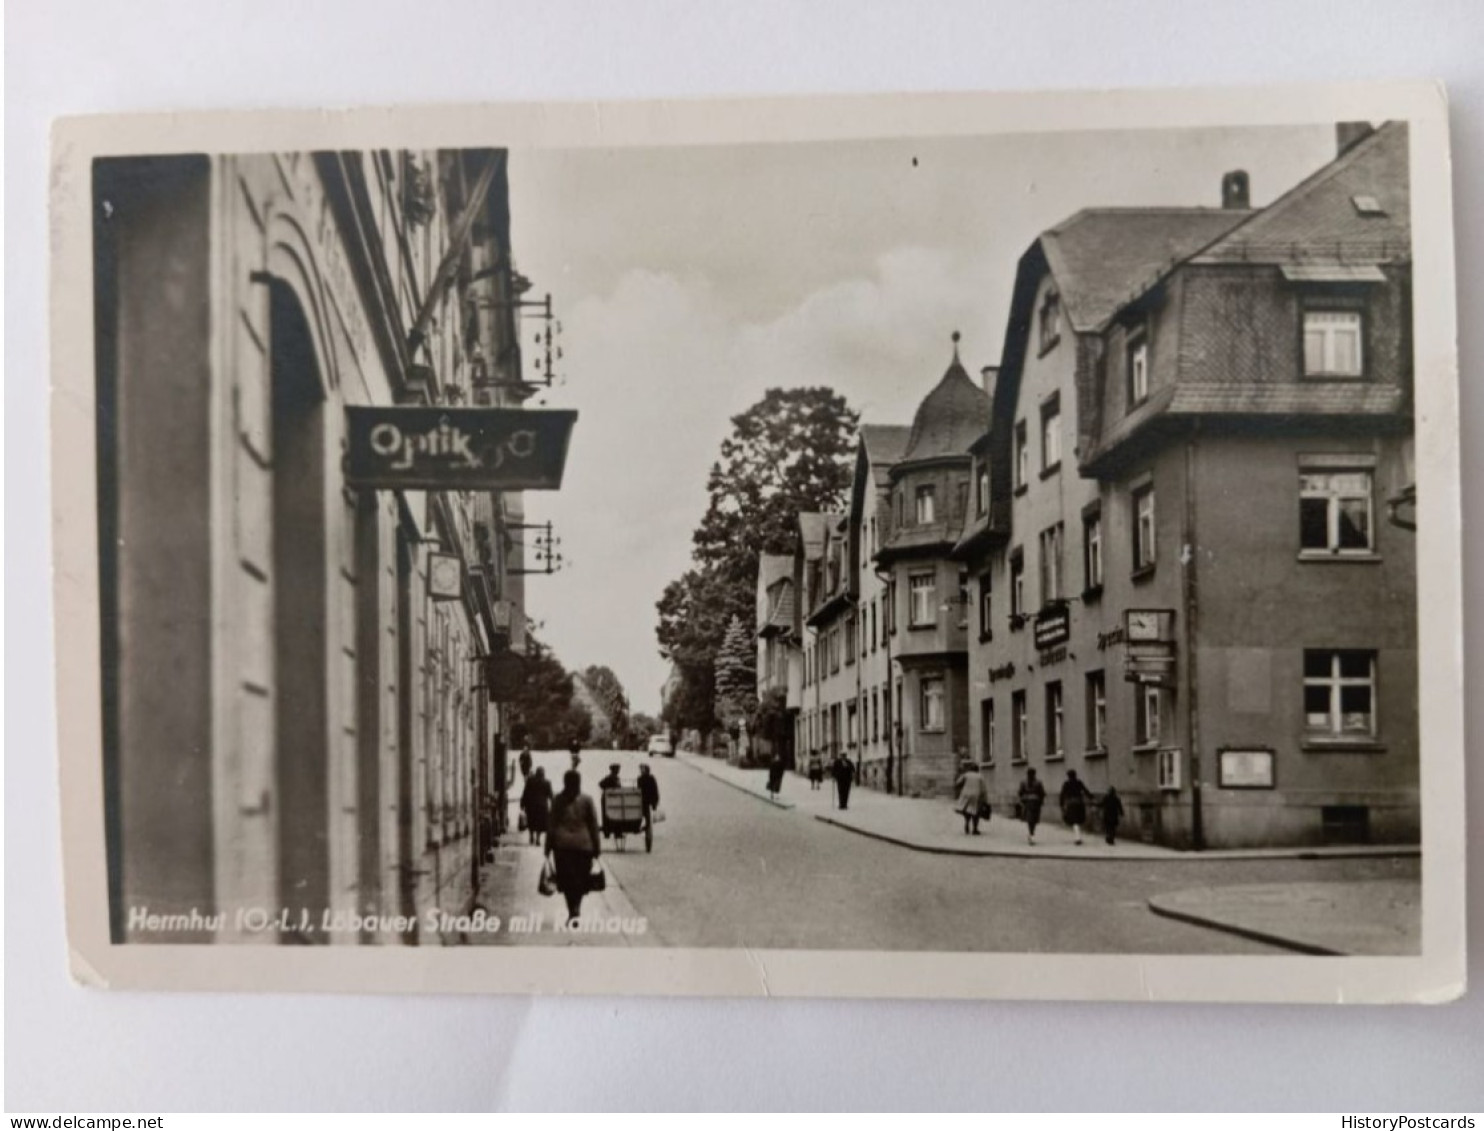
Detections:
[858, 423, 912, 488]
[899, 351, 992, 465]
[1042, 208, 1253, 332]
[1194, 123, 1409, 266]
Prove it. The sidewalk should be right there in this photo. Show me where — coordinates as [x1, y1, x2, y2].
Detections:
[1148, 880, 1421, 955]
[678, 753, 1421, 862]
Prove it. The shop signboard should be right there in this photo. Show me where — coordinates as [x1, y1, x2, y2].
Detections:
[1218, 747, 1276, 789]
[346, 407, 578, 491]
[1033, 603, 1071, 649]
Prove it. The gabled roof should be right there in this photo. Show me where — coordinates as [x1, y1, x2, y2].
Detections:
[797, 512, 836, 561]
[898, 347, 992, 466]
[1042, 208, 1253, 333]
[1193, 122, 1408, 266]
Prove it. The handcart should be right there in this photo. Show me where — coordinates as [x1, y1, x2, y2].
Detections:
[601, 786, 652, 852]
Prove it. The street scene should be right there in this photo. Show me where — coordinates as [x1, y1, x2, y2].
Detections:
[87, 114, 1422, 959]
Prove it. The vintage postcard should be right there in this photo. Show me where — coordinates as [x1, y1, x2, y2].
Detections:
[50, 83, 1465, 1001]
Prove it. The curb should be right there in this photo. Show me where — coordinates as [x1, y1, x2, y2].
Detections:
[1145, 895, 1340, 956]
[678, 757, 796, 809]
[812, 814, 1423, 863]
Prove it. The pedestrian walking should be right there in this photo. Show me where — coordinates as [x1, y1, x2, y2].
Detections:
[831, 753, 856, 810]
[637, 763, 660, 817]
[1059, 769, 1094, 845]
[568, 736, 583, 771]
[546, 769, 602, 925]
[1101, 785, 1125, 846]
[807, 750, 824, 791]
[766, 753, 786, 800]
[954, 761, 990, 835]
[1018, 768, 1046, 846]
[517, 745, 533, 782]
[520, 766, 552, 847]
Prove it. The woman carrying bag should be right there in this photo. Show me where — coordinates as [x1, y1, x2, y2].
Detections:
[545, 769, 603, 925]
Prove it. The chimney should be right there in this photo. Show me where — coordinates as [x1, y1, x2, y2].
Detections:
[980, 365, 999, 400]
[1221, 170, 1251, 210]
[1336, 121, 1375, 155]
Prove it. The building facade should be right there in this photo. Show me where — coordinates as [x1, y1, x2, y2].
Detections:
[95, 148, 564, 942]
[959, 122, 1418, 848]
[755, 552, 801, 767]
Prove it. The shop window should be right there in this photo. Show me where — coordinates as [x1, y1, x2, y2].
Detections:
[1045, 681, 1065, 760]
[909, 572, 936, 628]
[920, 676, 946, 733]
[1085, 670, 1107, 752]
[1303, 310, 1363, 377]
[1011, 691, 1028, 763]
[1300, 467, 1374, 554]
[1304, 649, 1377, 739]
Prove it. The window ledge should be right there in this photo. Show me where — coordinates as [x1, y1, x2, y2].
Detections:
[1037, 335, 1060, 359]
[1302, 738, 1385, 753]
[907, 622, 935, 632]
[1130, 742, 1161, 755]
[1084, 746, 1109, 759]
[1298, 551, 1382, 564]
[920, 727, 946, 735]
[1081, 584, 1104, 603]
[1130, 564, 1157, 584]
[1013, 484, 1029, 498]
[1010, 757, 1028, 767]
[1039, 462, 1062, 481]
[1045, 752, 1066, 763]
[978, 631, 994, 644]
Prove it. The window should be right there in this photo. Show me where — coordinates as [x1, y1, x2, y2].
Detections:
[846, 702, 858, 747]
[1086, 671, 1107, 751]
[1011, 691, 1028, 763]
[872, 690, 880, 742]
[1045, 681, 1065, 760]
[980, 698, 995, 764]
[1039, 289, 1061, 354]
[1300, 467, 1374, 554]
[1135, 684, 1161, 746]
[1133, 484, 1156, 572]
[1128, 326, 1150, 406]
[915, 485, 936, 525]
[845, 615, 856, 666]
[1303, 310, 1363, 377]
[1039, 523, 1065, 605]
[978, 572, 993, 640]
[1157, 747, 1182, 791]
[886, 580, 896, 635]
[1352, 194, 1386, 216]
[976, 463, 990, 516]
[1041, 394, 1062, 473]
[1304, 650, 1377, 738]
[956, 480, 970, 521]
[1083, 507, 1104, 592]
[1014, 422, 1029, 491]
[897, 490, 905, 526]
[870, 599, 878, 652]
[830, 627, 841, 674]
[1009, 550, 1026, 621]
[957, 569, 970, 628]
[920, 676, 945, 732]
[909, 572, 936, 628]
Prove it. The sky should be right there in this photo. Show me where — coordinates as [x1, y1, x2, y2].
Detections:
[507, 124, 1337, 714]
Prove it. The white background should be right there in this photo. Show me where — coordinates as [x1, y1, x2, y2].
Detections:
[6, 0, 1483, 1112]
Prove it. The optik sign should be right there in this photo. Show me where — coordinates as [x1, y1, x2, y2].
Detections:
[345, 407, 578, 491]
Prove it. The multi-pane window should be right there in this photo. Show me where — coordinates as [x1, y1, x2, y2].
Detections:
[1300, 468, 1374, 553]
[915, 485, 936, 524]
[1086, 671, 1107, 750]
[1045, 681, 1065, 759]
[1136, 684, 1161, 746]
[1014, 421, 1029, 490]
[1009, 550, 1025, 620]
[847, 702, 858, 746]
[920, 676, 946, 732]
[1133, 484, 1156, 571]
[909, 572, 936, 627]
[978, 572, 993, 639]
[1304, 650, 1377, 738]
[1303, 310, 1363, 377]
[1039, 289, 1061, 354]
[1041, 395, 1062, 472]
[1128, 327, 1150, 406]
[1011, 691, 1028, 763]
[1083, 508, 1104, 591]
[1039, 523, 1065, 605]
[980, 698, 995, 764]
[976, 464, 990, 516]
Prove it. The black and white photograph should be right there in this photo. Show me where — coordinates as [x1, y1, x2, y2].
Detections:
[50, 87, 1464, 1000]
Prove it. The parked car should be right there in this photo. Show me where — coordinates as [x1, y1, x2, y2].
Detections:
[647, 735, 674, 758]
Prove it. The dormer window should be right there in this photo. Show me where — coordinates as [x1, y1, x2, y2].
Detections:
[1039, 289, 1062, 355]
[1128, 325, 1150, 407]
[1303, 310, 1363, 377]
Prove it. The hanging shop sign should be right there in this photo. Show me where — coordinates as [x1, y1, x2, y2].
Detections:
[1033, 603, 1071, 649]
[345, 407, 577, 491]
[1218, 747, 1276, 789]
[483, 652, 528, 703]
[427, 552, 464, 601]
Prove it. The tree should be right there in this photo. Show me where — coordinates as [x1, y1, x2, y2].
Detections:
[714, 614, 757, 729]
[655, 387, 858, 737]
[509, 634, 586, 749]
[581, 665, 630, 745]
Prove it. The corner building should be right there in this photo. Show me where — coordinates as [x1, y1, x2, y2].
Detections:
[959, 123, 1418, 849]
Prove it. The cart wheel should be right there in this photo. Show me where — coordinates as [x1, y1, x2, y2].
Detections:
[644, 822, 653, 853]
